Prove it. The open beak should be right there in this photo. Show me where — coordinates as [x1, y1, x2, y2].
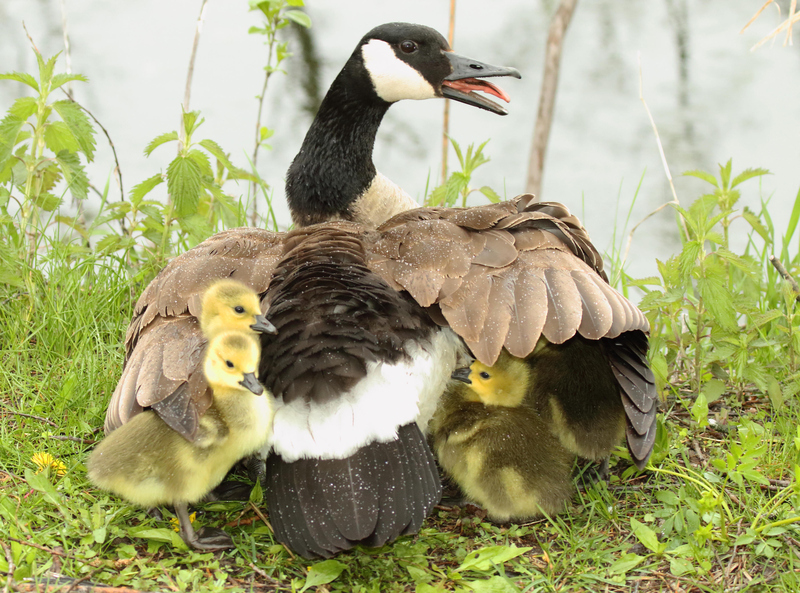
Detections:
[250, 314, 277, 335]
[442, 52, 521, 115]
[239, 372, 264, 395]
[451, 367, 472, 384]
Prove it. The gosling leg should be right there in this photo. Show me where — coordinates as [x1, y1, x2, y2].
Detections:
[175, 502, 235, 551]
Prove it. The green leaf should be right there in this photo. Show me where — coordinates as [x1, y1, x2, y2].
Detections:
[9, 96, 38, 121]
[299, 560, 346, 592]
[767, 377, 783, 410]
[730, 167, 770, 189]
[696, 275, 737, 332]
[33, 191, 62, 211]
[0, 71, 40, 91]
[283, 9, 312, 28]
[630, 518, 665, 554]
[740, 207, 771, 242]
[669, 556, 694, 576]
[24, 468, 65, 512]
[130, 173, 165, 206]
[187, 149, 213, 178]
[182, 110, 202, 139]
[178, 213, 213, 244]
[55, 150, 89, 202]
[691, 391, 708, 427]
[466, 576, 520, 593]
[198, 139, 236, 172]
[167, 155, 202, 216]
[144, 131, 179, 156]
[683, 169, 719, 188]
[457, 545, 531, 573]
[44, 121, 80, 154]
[0, 114, 27, 168]
[479, 186, 502, 204]
[50, 73, 89, 91]
[52, 100, 95, 161]
[127, 526, 188, 551]
[608, 553, 644, 575]
[702, 379, 726, 403]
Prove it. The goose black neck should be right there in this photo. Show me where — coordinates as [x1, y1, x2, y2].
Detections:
[286, 65, 391, 227]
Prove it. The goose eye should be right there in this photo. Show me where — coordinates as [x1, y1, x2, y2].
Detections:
[225, 360, 234, 369]
[400, 40, 418, 54]
[234, 305, 245, 314]
[479, 371, 490, 380]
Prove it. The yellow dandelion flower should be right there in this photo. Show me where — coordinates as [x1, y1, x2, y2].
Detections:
[31, 451, 67, 476]
[170, 512, 196, 532]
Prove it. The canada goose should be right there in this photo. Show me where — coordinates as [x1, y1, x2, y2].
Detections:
[104, 277, 275, 437]
[105, 23, 655, 557]
[430, 360, 575, 521]
[89, 331, 271, 550]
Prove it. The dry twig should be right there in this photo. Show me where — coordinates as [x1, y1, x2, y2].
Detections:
[525, 0, 579, 198]
[180, 0, 210, 148]
[440, 0, 457, 185]
[769, 255, 800, 301]
[1, 540, 14, 593]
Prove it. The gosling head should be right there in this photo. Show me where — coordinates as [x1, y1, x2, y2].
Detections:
[204, 331, 264, 396]
[451, 350, 529, 407]
[200, 279, 276, 338]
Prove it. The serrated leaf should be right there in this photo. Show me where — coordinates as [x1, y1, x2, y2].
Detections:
[479, 186, 501, 204]
[178, 213, 213, 244]
[50, 73, 88, 91]
[9, 96, 38, 121]
[683, 169, 719, 188]
[299, 560, 346, 593]
[55, 150, 89, 202]
[130, 173, 165, 206]
[742, 207, 770, 242]
[0, 72, 39, 91]
[198, 139, 236, 172]
[630, 518, 665, 554]
[33, 191, 62, 211]
[52, 100, 95, 161]
[167, 155, 202, 216]
[0, 114, 27, 168]
[44, 121, 80, 154]
[730, 167, 770, 189]
[187, 149, 213, 178]
[697, 275, 737, 331]
[182, 110, 202, 138]
[144, 131, 179, 156]
[283, 9, 311, 28]
[457, 545, 531, 573]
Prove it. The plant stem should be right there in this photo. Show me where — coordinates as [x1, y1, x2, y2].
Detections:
[440, 0, 456, 186]
[180, 0, 210, 150]
[251, 30, 278, 226]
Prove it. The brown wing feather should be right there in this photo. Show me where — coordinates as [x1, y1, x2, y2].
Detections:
[108, 228, 283, 437]
[366, 196, 647, 365]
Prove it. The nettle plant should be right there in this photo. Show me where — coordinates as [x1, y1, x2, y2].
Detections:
[0, 49, 94, 272]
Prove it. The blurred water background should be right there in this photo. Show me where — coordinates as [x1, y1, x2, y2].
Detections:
[1, 0, 798, 281]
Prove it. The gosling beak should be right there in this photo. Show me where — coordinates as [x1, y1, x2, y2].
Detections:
[442, 52, 521, 115]
[451, 367, 472, 384]
[239, 372, 264, 395]
[250, 314, 277, 335]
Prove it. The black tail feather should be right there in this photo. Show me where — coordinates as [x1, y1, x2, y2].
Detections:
[265, 422, 441, 558]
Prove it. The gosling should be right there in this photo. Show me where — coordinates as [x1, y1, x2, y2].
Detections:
[429, 354, 575, 522]
[88, 331, 272, 550]
[200, 279, 275, 337]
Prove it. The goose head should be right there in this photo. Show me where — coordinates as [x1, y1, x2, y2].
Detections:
[203, 331, 264, 396]
[286, 22, 520, 228]
[451, 350, 529, 407]
[199, 279, 275, 337]
[358, 22, 521, 114]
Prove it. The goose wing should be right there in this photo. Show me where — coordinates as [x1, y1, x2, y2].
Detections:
[365, 194, 649, 365]
[105, 228, 285, 438]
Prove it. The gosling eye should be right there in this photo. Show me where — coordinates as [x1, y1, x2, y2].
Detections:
[400, 40, 418, 54]
[479, 371, 490, 380]
[234, 305, 245, 314]
[225, 360, 234, 369]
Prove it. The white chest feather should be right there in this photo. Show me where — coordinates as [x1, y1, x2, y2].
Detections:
[268, 328, 462, 462]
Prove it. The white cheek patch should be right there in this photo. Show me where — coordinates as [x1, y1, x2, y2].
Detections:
[267, 329, 461, 462]
[361, 39, 437, 102]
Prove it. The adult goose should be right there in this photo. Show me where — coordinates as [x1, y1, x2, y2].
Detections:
[105, 22, 656, 557]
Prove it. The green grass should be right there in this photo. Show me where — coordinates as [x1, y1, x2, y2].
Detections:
[2, 194, 800, 593]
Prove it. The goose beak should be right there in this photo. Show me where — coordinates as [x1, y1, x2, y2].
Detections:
[239, 372, 264, 395]
[442, 52, 521, 115]
[451, 367, 472, 384]
[250, 314, 277, 335]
